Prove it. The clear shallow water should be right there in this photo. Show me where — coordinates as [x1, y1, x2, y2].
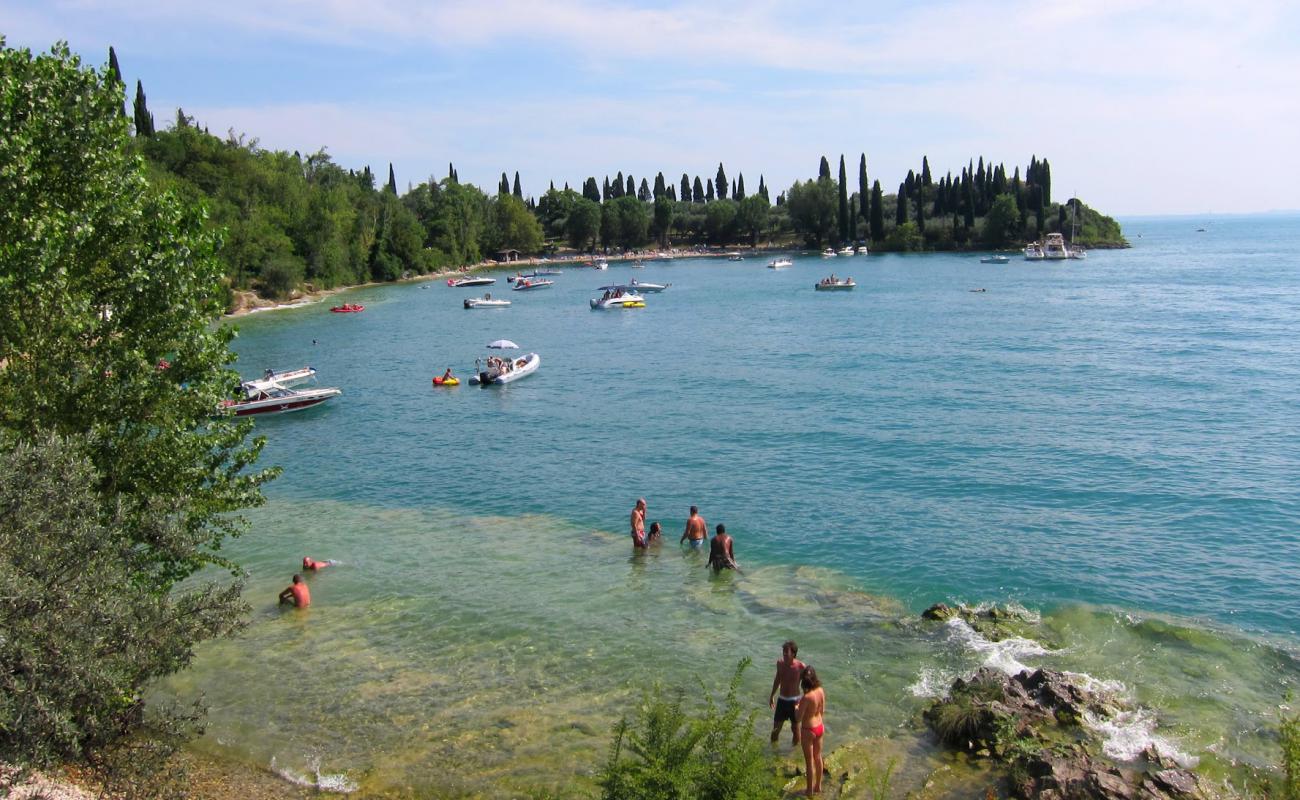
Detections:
[165, 214, 1300, 795]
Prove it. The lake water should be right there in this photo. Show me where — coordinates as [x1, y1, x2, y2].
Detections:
[162, 214, 1300, 796]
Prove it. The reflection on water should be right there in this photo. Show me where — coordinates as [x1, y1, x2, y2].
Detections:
[160, 498, 1300, 796]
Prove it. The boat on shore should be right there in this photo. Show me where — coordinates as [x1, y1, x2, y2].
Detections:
[512, 278, 554, 291]
[768, 258, 794, 269]
[981, 255, 1011, 264]
[815, 276, 856, 290]
[448, 276, 496, 287]
[470, 352, 540, 385]
[464, 294, 510, 309]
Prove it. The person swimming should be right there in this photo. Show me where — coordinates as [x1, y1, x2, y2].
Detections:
[302, 557, 335, 571]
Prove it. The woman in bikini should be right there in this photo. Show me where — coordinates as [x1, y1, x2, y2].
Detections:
[796, 665, 825, 797]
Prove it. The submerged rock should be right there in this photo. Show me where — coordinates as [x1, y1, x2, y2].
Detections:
[920, 602, 1051, 645]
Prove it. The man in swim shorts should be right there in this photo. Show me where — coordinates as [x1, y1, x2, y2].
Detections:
[631, 497, 647, 549]
[278, 574, 310, 607]
[707, 523, 736, 572]
[769, 640, 805, 745]
[680, 505, 707, 548]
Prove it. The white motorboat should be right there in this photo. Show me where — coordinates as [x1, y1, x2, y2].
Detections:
[511, 278, 554, 291]
[591, 259, 609, 270]
[590, 289, 646, 309]
[448, 276, 496, 287]
[768, 258, 794, 269]
[814, 276, 856, 290]
[627, 279, 668, 293]
[464, 294, 511, 309]
[221, 384, 342, 416]
[470, 352, 540, 385]
[1068, 247, 1087, 260]
[980, 255, 1010, 264]
[822, 248, 837, 258]
[837, 246, 855, 256]
[243, 366, 317, 393]
[856, 246, 869, 256]
[1024, 242, 1046, 260]
[1043, 233, 1069, 260]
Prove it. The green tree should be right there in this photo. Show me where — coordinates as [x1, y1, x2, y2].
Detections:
[785, 177, 838, 247]
[870, 180, 885, 242]
[567, 197, 602, 250]
[837, 155, 849, 243]
[512, 170, 522, 199]
[982, 193, 1022, 247]
[692, 176, 704, 203]
[716, 162, 728, 200]
[704, 198, 737, 245]
[608, 195, 650, 250]
[652, 193, 674, 246]
[487, 192, 544, 254]
[387, 162, 397, 195]
[736, 194, 769, 246]
[132, 78, 154, 136]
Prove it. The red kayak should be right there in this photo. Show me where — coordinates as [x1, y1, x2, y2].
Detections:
[331, 303, 364, 313]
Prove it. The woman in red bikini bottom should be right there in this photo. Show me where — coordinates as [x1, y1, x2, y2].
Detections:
[796, 666, 825, 796]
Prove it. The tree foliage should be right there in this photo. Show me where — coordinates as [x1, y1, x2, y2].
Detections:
[785, 177, 838, 247]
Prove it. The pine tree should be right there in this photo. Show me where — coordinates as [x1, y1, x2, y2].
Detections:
[131, 79, 154, 137]
[837, 155, 849, 243]
[681, 174, 692, 202]
[735, 173, 745, 200]
[693, 176, 704, 203]
[513, 171, 522, 199]
[388, 163, 398, 195]
[500, 172, 510, 196]
[818, 156, 831, 181]
[716, 163, 728, 200]
[858, 154, 868, 224]
[869, 180, 885, 241]
[705, 180, 715, 202]
[896, 184, 908, 226]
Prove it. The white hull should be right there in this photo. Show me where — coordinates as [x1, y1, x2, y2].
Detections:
[628, 280, 667, 292]
[243, 366, 317, 393]
[512, 279, 554, 291]
[464, 297, 511, 308]
[815, 280, 856, 290]
[448, 277, 496, 287]
[768, 258, 793, 269]
[590, 292, 646, 309]
[223, 385, 341, 416]
[471, 352, 540, 385]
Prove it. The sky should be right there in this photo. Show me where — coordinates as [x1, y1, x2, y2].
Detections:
[3, 0, 1298, 215]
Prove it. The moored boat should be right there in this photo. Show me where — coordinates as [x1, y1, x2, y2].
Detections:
[448, 276, 496, 287]
[244, 366, 317, 393]
[814, 276, 856, 290]
[980, 255, 1011, 264]
[464, 294, 511, 309]
[837, 246, 855, 256]
[1024, 242, 1046, 260]
[768, 258, 794, 269]
[470, 352, 540, 385]
[512, 278, 554, 291]
[822, 248, 837, 258]
[221, 384, 341, 416]
[627, 279, 668, 292]
[590, 289, 646, 309]
[1043, 233, 1069, 260]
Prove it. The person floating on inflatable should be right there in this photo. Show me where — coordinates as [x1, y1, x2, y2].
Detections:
[433, 367, 459, 387]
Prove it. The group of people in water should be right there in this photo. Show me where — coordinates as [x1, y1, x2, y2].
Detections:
[277, 556, 336, 608]
[631, 499, 826, 795]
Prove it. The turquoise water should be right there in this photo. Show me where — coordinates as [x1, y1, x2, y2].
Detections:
[166, 215, 1300, 796]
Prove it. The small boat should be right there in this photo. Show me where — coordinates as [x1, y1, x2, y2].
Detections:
[822, 248, 837, 258]
[330, 303, 364, 313]
[980, 255, 1010, 264]
[1043, 233, 1069, 260]
[856, 246, 869, 256]
[1068, 247, 1087, 260]
[590, 290, 647, 309]
[837, 246, 855, 256]
[470, 352, 540, 385]
[221, 384, 342, 416]
[245, 366, 317, 393]
[448, 276, 496, 287]
[627, 279, 668, 293]
[768, 258, 794, 269]
[1023, 242, 1046, 261]
[512, 278, 554, 291]
[464, 295, 511, 309]
[432, 375, 460, 386]
[814, 276, 855, 290]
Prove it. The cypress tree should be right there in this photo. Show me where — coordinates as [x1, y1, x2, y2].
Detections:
[837, 155, 849, 243]
[448, 163, 457, 183]
[626, 175, 635, 197]
[106, 47, 126, 118]
[613, 172, 625, 199]
[895, 184, 908, 226]
[1012, 167, 1025, 215]
[388, 163, 398, 195]
[1041, 159, 1052, 206]
[1057, 204, 1067, 233]
[818, 156, 831, 181]
[654, 173, 666, 199]
[716, 163, 728, 200]
[638, 178, 651, 202]
[758, 175, 769, 202]
[693, 176, 704, 203]
[730, 179, 736, 199]
[602, 177, 611, 202]
[131, 79, 154, 137]
[858, 154, 868, 225]
[500, 172, 510, 195]
[916, 177, 925, 235]
[870, 181, 885, 242]
[681, 174, 691, 202]
[668, 186, 677, 201]
[963, 175, 976, 228]
[584, 177, 601, 202]
[513, 171, 522, 198]
[921, 156, 932, 186]
[705, 180, 715, 202]
[735, 173, 745, 200]
[904, 170, 915, 201]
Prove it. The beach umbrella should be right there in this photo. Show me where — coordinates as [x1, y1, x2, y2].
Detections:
[486, 339, 519, 349]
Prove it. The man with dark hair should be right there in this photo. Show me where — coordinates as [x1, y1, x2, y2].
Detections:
[278, 574, 310, 607]
[769, 640, 805, 745]
[707, 523, 736, 572]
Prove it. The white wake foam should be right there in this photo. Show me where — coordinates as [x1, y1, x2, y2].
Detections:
[270, 755, 358, 794]
[944, 617, 1055, 675]
[1082, 709, 1198, 768]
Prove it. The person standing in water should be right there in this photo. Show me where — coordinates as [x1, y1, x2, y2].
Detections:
[707, 523, 737, 572]
[631, 498, 647, 549]
[769, 640, 806, 746]
[680, 505, 708, 549]
[797, 666, 826, 797]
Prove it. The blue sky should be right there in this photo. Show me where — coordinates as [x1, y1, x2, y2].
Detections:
[4, 0, 1298, 214]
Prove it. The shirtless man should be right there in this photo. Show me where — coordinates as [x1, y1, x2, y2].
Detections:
[630, 498, 647, 549]
[302, 557, 334, 571]
[680, 505, 708, 549]
[707, 523, 737, 572]
[278, 574, 310, 607]
[769, 640, 806, 745]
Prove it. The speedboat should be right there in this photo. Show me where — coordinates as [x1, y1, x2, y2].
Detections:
[448, 276, 496, 287]
[1024, 242, 1046, 260]
[627, 279, 668, 292]
[822, 248, 837, 258]
[856, 246, 869, 256]
[244, 366, 317, 393]
[221, 384, 341, 416]
[512, 278, 554, 291]
[470, 352, 540, 385]
[464, 295, 511, 309]
[590, 259, 609, 270]
[838, 246, 855, 256]
[1043, 233, 1069, 260]
[980, 255, 1010, 264]
[590, 290, 646, 309]
[814, 276, 855, 290]
[506, 271, 539, 283]
[1068, 247, 1087, 260]
[768, 258, 793, 269]
[330, 303, 364, 313]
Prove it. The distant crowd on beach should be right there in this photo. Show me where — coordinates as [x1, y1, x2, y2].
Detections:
[630, 497, 828, 796]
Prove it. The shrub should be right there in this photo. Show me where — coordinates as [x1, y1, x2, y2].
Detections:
[258, 255, 305, 299]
